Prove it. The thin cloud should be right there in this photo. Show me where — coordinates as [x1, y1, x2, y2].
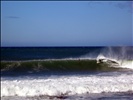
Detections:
[6, 16, 20, 19]
[88, 1, 102, 6]
[88, 1, 133, 13]
[115, 1, 132, 9]
[111, 1, 133, 13]
[109, 1, 133, 13]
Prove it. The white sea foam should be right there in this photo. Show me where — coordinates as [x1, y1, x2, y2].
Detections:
[120, 61, 133, 69]
[1, 71, 133, 97]
[1, 46, 133, 97]
[96, 54, 133, 70]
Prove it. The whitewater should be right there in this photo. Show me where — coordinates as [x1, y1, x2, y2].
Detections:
[1, 47, 133, 100]
[1, 60, 133, 97]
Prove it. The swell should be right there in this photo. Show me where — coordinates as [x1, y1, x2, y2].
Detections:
[1, 59, 123, 74]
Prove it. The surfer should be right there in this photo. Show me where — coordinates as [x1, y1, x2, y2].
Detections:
[97, 55, 120, 66]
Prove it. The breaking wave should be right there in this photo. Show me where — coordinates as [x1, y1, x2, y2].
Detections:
[1, 59, 132, 75]
[96, 46, 133, 70]
[1, 47, 133, 75]
[1, 47, 133, 97]
[1, 71, 133, 97]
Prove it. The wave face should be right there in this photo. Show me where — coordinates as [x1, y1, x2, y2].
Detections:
[1, 59, 129, 76]
[1, 71, 133, 97]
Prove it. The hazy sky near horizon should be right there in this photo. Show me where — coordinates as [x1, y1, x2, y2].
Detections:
[1, 1, 133, 46]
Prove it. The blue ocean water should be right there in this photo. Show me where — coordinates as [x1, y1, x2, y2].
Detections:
[1, 46, 133, 99]
[1, 47, 104, 61]
[1, 46, 133, 61]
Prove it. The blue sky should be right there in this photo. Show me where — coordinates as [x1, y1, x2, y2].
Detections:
[1, 1, 133, 46]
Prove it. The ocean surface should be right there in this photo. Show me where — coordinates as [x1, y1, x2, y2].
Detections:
[1, 47, 104, 61]
[1, 46, 133, 100]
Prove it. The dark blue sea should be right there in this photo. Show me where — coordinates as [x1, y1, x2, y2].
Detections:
[1, 47, 104, 61]
[1, 46, 133, 100]
[1, 46, 133, 61]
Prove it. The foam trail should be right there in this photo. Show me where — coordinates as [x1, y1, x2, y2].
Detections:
[1, 71, 133, 97]
[120, 61, 133, 69]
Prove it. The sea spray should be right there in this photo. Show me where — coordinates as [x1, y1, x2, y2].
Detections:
[96, 47, 133, 69]
[100, 47, 132, 59]
[79, 48, 101, 59]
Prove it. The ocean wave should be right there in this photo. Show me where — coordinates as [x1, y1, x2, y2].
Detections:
[1, 71, 133, 97]
[1, 47, 133, 98]
[96, 54, 133, 70]
[1, 59, 129, 74]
